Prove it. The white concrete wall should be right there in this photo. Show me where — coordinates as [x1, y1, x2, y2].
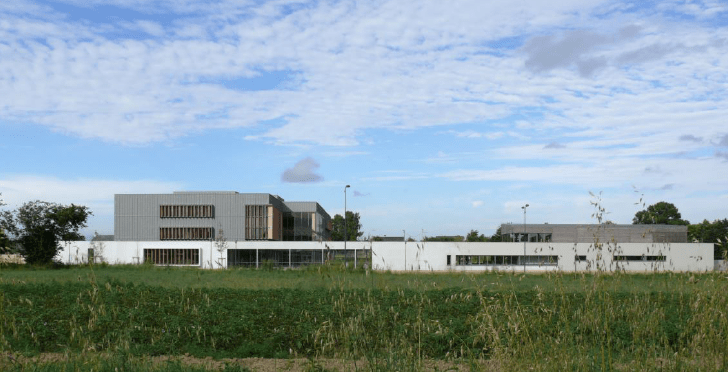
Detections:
[57, 240, 372, 269]
[716, 260, 727, 271]
[371, 241, 713, 272]
[56, 240, 714, 272]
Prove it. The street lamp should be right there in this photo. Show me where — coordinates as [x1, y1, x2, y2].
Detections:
[522, 204, 529, 273]
[344, 185, 350, 267]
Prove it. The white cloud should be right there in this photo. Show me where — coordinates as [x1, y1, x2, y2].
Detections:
[0, 175, 182, 235]
[448, 130, 506, 140]
[0, 175, 181, 209]
[472, 200, 483, 208]
[0, 0, 664, 146]
[124, 20, 166, 37]
[0, 0, 726, 197]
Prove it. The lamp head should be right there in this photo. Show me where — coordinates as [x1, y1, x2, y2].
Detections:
[345, 185, 350, 188]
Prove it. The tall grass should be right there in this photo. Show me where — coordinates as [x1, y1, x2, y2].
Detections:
[1, 265, 726, 371]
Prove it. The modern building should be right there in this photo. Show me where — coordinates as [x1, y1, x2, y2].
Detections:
[57, 202, 714, 272]
[114, 191, 332, 242]
[499, 223, 688, 243]
[57, 239, 714, 272]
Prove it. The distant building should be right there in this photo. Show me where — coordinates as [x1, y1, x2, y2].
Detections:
[372, 236, 405, 242]
[114, 191, 331, 242]
[499, 224, 688, 243]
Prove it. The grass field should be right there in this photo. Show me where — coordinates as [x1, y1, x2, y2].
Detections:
[1, 264, 727, 371]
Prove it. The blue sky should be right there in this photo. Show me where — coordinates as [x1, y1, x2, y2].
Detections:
[1, 0, 727, 240]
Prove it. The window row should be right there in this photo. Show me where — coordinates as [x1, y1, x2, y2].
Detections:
[455, 255, 559, 266]
[160, 205, 214, 218]
[160, 227, 213, 240]
[227, 249, 360, 268]
[144, 248, 200, 265]
[614, 255, 666, 262]
[503, 233, 553, 242]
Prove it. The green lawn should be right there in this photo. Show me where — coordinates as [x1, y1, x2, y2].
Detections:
[0, 263, 720, 293]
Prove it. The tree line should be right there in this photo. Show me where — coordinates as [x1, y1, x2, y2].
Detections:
[1, 195, 726, 265]
[0, 194, 92, 265]
[631, 201, 726, 259]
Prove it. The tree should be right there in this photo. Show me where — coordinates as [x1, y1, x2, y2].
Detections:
[490, 227, 503, 242]
[331, 211, 363, 241]
[689, 219, 728, 259]
[632, 201, 690, 225]
[424, 235, 464, 242]
[0, 194, 8, 253]
[466, 229, 488, 242]
[214, 225, 229, 269]
[88, 231, 107, 264]
[0, 201, 92, 265]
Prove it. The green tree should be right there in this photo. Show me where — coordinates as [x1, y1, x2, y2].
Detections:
[331, 211, 363, 241]
[0, 201, 92, 265]
[0, 193, 8, 253]
[424, 235, 464, 242]
[490, 226, 503, 242]
[466, 229, 488, 242]
[632, 201, 690, 225]
[689, 219, 728, 259]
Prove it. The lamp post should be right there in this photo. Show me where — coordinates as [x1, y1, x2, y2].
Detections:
[344, 185, 350, 267]
[522, 204, 529, 273]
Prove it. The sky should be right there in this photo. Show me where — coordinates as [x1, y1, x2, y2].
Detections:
[1, 0, 727, 240]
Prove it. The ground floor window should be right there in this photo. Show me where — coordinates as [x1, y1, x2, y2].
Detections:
[456, 255, 558, 266]
[144, 248, 200, 265]
[614, 255, 665, 262]
[227, 249, 356, 268]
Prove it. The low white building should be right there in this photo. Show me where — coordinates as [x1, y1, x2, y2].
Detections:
[57, 240, 714, 272]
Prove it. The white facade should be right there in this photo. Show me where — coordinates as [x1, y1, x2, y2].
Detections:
[371, 241, 713, 272]
[58, 240, 714, 272]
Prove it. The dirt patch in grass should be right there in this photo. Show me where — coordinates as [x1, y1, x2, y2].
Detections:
[1, 352, 496, 371]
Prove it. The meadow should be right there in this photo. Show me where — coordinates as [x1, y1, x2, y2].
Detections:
[0, 264, 726, 371]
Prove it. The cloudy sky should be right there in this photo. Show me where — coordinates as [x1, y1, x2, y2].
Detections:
[1, 0, 727, 239]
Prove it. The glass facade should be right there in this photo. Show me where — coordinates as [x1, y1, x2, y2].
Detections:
[226, 249, 365, 268]
[227, 249, 327, 268]
[456, 255, 558, 266]
[613, 255, 666, 262]
[283, 212, 316, 241]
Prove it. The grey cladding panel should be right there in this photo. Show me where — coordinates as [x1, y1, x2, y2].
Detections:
[114, 193, 331, 241]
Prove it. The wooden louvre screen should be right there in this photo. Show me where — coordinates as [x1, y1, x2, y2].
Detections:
[143, 249, 200, 265]
[159, 227, 213, 240]
[160, 205, 214, 218]
[245, 205, 268, 240]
